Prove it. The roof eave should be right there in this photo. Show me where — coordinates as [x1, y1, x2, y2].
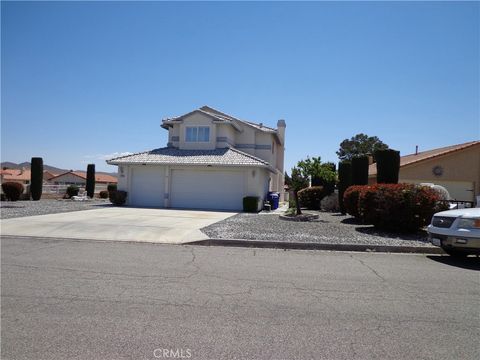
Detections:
[106, 160, 272, 170]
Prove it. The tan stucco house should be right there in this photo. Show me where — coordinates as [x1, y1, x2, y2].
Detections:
[369, 141, 480, 202]
[107, 106, 286, 211]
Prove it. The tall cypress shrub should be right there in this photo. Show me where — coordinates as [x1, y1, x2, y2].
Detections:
[338, 161, 352, 214]
[351, 156, 369, 185]
[375, 149, 400, 184]
[86, 164, 95, 198]
[30, 157, 43, 201]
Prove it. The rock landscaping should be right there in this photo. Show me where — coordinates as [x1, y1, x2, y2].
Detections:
[201, 211, 433, 248]
[0, 199, 111, 219]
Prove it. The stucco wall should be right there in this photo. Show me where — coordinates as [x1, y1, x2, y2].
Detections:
[216, 124, 236, 148]
[399, 145, 480, 201]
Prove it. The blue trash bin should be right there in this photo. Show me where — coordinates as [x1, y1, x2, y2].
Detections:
[268, 192, 279, 210]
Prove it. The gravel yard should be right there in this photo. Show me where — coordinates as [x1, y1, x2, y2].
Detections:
[0, 199, 111, 219]
[201, 211, 433, 247]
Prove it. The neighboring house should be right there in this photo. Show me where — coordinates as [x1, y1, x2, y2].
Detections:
[0, 168, 31, 185]
[49, 171, 118, 186]
[369, 141, 480, 202]
[43, 171, 58, 182]
[107, 105, 286, 211]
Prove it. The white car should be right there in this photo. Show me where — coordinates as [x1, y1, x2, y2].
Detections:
[428, 208, 480, 257]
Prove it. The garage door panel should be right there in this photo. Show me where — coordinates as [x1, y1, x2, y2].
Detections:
[171, 169, 245, 210]
[130, 166, 165, 207]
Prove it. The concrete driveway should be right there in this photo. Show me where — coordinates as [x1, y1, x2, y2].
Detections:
[0, 207, 236, 244]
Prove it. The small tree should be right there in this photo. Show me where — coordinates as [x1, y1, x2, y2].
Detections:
[30, 157, 43, 201]
[375, 149, 400, 184]
[338, 161, 352, 214]
[351, 156, 369, 185]
[297, 156, 336, 193]
[86, 164, 95, 198]
[290, 166, 309, 215]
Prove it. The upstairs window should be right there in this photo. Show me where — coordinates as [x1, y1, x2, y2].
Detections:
[186, 126, 210, 142]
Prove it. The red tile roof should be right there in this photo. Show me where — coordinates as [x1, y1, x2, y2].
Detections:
[1, 169, 31, 181]
[369, 141, 480, 176]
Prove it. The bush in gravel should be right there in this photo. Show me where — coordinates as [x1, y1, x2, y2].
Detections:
[30, 157, 43, 200]
[374, 149, 400, 184]
[109, 190, 127, 205]
[357, 183, 446, 232]
[243, 196, 260, 213]
[343, 185, 364, 218]
[297, 186, 324, 210]
[99, 190, 109, 199]
[66, 185, 79, 198]
[1, 182, 24, 201]
[107, 184, 117, 192]
[320, 190, 340, 212]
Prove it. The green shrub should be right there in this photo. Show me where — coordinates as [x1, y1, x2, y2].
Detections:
[66, 185, 79, 198]
[107, 184, 117, 192]
[357, 183, 446, 232]
[311, 163, 336, 195]
[86, 164, 95, 198]
[297, 186, 324, 210]
[30, 157, 43, 200]
[243, 196, 259, 213]
[343, 185, 364, 218]
[375, 149, 400, 184]
[99, 190, 109, 199]
[351, 156, 369, 185]
[338, 161, 352, 214]
[109, 190, 127, 206]
[1, 182, 24, 201]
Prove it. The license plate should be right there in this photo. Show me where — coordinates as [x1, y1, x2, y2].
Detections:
[431, 238, 442, 246]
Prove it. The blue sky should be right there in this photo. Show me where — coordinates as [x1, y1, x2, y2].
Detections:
[2, 1, 479, 173]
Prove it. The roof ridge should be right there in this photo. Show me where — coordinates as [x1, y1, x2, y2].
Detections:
[404, 140, 479, 157]
[200, 105, 277, 132]
[199, 106, 239, 121]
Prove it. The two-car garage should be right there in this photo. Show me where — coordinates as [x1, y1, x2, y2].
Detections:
[126, 165, 257, 211]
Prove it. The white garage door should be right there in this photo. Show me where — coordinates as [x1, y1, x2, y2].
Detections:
[129, 166, 165, 207]
[171, 169, 245, 210]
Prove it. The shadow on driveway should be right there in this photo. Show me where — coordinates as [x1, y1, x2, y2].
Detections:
[426, 255, 480, 271]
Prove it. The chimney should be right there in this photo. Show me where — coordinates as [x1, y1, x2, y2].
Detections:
[415, 145, 418, 155]
[277, 119, 286, 146]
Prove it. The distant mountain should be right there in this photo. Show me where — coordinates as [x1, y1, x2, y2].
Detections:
[1, 162, 117, 177]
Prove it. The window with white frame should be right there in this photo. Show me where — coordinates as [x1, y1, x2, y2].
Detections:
[186, 126, 210, 142]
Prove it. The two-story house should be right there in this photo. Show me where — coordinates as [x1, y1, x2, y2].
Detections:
[107, 106, 286, 211]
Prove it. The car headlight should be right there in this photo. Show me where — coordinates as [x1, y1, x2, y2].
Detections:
[457, 218, 480, 229]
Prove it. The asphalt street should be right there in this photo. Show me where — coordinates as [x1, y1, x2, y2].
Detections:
[1, 235, 479, 360]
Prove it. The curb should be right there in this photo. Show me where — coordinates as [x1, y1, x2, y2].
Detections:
[187, 238, 445, 254]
